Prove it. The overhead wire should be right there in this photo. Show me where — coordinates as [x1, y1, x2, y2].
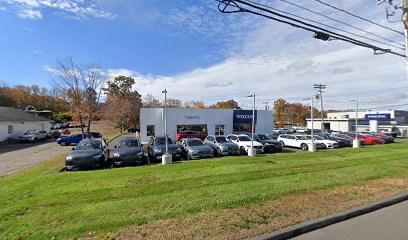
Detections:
[279, 0, 404, 48]
[216, 0, 405, 58]
[311, 0, 404, 36]
[246, 0, 404, 51]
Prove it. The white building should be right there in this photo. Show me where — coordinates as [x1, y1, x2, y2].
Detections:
[140, 108, 274, 142]
[306, 110, 408, 135]
[0, 107, 53, 142]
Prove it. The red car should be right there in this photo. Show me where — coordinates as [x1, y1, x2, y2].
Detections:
[176, 131, 208, 141]
[358, 134, 383, 145]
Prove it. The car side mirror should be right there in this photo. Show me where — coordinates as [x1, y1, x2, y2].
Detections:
[114, 145, 117, 148]
[72, 147, 75, 151]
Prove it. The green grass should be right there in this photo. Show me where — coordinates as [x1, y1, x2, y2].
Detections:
[2, 143, 408, 239]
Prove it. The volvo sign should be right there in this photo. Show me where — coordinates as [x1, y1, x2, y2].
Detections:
[233, 110, 257, 124]
[364, 114, 391, 120]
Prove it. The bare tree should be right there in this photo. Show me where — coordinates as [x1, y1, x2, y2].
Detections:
[51, 56, 106, 137]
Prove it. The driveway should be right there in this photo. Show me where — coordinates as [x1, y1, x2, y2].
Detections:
[0, 140, 71, 177]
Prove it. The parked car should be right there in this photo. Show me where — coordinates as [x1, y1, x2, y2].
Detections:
[320, 133, 353, 147]
[346, 133, 383, 145]
[178, 138, 214, 160]
[65, 138, 110, 171]
[379, 130, 398, 138]
[19, 130, 48, 143]
[59, 129, 71, 135]
[247, 133, 283, 153]
[336, 133, 366, 146]
[51, 123, 62, 129]
[226, 134, 264, 154]
[46, 130, 61, 139]
[176, 130, 208, 141]
[360, 131, 394, 144]
[277, 134, 325, 151]
[204, 135, 240, 156]
[311, 135, 339, 149]
[113, 137, 144, 166]
[57, 132, 102, 146]
[147, 136, 182, 162]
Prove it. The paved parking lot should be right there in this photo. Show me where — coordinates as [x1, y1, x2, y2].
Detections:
[0, 140, 71, 177]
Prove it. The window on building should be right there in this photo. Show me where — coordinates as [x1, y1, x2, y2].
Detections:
[233, 124, 253, 133]
[177, 124, 208, 134]
[147, 125, 155, 136]
[8, 125, 13, 134]
[215, 124, 225, 135]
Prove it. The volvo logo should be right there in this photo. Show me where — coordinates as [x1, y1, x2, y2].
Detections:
[236, 115, 253, 119]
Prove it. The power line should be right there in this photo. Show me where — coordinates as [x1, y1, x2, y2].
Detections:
[246, 0, 404, 51]
[311, 0, 404, 36]
[279, 0, 404, 48]
[216, 0, 405, 58]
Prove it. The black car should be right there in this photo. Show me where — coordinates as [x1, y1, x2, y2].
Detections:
[113, 137, 144, 166]
[320, 133, 352, 147]
[65, 138, 110, 171]
[255, 133, 283, 153]
[46, 130, 61, 139]
[147, 136, 182, 162]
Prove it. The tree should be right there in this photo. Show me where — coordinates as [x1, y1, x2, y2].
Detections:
[103, 76, 142, 132]
[274, 98, 288, 127]
[142, 94, 162, 108]
[166, 98, 183, 108]
[191, 101, 206, 109]
[209, 99, 240, 109]
[52, 56, 106, 137]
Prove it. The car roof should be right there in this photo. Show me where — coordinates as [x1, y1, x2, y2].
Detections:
[182, 138, 202, 141]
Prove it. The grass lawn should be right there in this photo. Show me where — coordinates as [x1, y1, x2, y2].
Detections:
[1, 143, 408, 239]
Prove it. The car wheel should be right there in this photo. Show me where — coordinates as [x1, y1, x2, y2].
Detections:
[216, 148, 222, 156]
[32, 138, 38, 143]
[60, 141, 67, 146]
[279, 141, 285, 147]
[239, 146, 246, 155]
[301, 143, 308, 151]
[187, 154, 192, 160]
[372, 141, 377, 145]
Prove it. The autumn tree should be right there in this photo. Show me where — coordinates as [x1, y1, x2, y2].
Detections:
[273, 98, 288, 127]
[103, 75, 142, 132]
[52, 56, 106, 136]
[166, 98, 183, 108]
[209, 99, 240, 109]
[142, 94, 162, 108]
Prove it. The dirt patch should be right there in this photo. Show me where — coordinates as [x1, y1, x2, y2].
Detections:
[96, 177, 408, 240]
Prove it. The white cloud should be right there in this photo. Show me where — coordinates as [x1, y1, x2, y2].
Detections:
[1, 0, 115, 20]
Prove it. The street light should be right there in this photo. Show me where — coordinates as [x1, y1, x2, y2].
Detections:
[161, 89, 172, 164]
[303, 95, 317, 152]
[247, 94, 256, 157]
[351, 99, 360, 148]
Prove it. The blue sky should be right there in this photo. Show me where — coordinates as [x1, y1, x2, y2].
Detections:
[0, 0, 408, 110]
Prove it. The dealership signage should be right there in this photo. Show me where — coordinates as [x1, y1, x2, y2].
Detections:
[364, 114, 391, 120]
[233, 110, 257, 124]
[185, 115, 200, 120]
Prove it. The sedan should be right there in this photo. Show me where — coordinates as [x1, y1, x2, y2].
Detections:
[178, 138, 214, 160]
[204, 135, 240, 156]
[65, 138, 110, 171]
[113, 137, 144, 166]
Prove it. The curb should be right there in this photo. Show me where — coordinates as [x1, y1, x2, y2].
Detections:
[249, 192, 408, 240]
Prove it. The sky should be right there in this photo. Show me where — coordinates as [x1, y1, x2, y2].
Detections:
[0, 0, 408, 111]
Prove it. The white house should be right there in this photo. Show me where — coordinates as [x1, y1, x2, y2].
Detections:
[140, 108, 274, 142]
[0, 107, 53, 142]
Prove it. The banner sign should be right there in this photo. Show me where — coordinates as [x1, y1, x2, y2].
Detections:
[364, 114, 391, 120]
[233, 110, 257, 124]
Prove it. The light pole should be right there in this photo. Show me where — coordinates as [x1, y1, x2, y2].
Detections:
[247, 94, 256, 157]
[161, 89, 172, 164]
[352, 99, 360, 148]
[304, 95, 317, 152]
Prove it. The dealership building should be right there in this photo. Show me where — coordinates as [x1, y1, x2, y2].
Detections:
[306, 110, 408, 136]
[140, 108, 274, 142]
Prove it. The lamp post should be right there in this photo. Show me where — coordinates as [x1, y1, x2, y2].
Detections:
[247, 94, 256, 157]
[161, 89, 172, 164]
[352, 99, 360, 148]
[304, 96, 317, 152]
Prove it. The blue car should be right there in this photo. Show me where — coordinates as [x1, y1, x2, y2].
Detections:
[57, 132, 102, 146]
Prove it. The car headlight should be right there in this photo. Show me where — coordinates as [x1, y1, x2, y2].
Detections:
[137, 152, 143, 156]
[113, 152, 120, 158]
[66, 156, 72, 161]
[219, 145, 227, 149]
[245, 145, 251, 148]
[191, 150, 198, 154]
[93, 154, 103, 159]
[153, 147, 162, 154]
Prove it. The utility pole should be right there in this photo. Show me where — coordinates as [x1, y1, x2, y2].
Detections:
[403, 0, 408, 57]
[314, 84, 327, 132]
[264, 101, 269, 110]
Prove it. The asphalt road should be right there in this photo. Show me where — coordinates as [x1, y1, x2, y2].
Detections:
[0, 139, 71, 177]
[292, 200, 408, 240]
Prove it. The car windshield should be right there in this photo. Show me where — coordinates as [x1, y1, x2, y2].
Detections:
[118, 139, 139, 148]
[76, 141, 102, 150]
[238, 136, 252, 141]
[215, 137, 228, 143]
[298, 136, 311, 140]
[187, 140, 204, 146]
[314, 136, 324, 140]
[24, 130, 36, 135]
[257, 134, 272, 140]
[155, 137, 173, 145]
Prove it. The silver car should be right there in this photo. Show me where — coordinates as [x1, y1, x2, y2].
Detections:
[178, 138, 214, 160]
[204, 135, 240, 156]
[19, 130, 48, 143]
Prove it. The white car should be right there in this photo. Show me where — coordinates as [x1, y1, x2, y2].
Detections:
[312, 135, 339, 148]
[277, 134, 324, 151]
[226, 134, 264, 154]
